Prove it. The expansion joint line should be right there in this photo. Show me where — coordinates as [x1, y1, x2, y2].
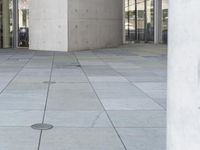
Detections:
[0, 52, 35, 95]
[37, 52, 55, 150]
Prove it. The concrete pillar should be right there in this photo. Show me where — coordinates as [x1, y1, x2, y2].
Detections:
[2, 0, 10, 48]
[13, 0, 19, 48]
[68, 0, 123, 51]
[122, 0, 126, 44]
[154, 0, 162, 44]
[168, 0, 200, 150]
[29, 0, 68, 51]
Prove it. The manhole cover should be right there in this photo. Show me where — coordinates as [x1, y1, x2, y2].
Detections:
[43, 81, 56, 84]
[31, 123, 54, 130]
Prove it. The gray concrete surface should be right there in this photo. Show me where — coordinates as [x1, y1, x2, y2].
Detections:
[168, 0, 200, 149]
[0, 44, 167, 150]
[29, 0, 123, 52]
[29, 0, 68, 51]
[68, 0, 123, 51]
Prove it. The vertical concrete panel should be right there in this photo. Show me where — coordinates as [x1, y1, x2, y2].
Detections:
[68, 0, 123, 51]
[29, 0, 122, 51]
[29, 0, 68, 51]
[168, 0, 200, 150]
[154, 0, 162, 44]
[2, 0, 10, 48]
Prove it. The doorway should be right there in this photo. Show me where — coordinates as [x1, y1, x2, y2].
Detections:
[125, 0, 154, 43]
[0, 0, 29, 49]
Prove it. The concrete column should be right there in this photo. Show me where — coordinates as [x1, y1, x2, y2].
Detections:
[122, 0, 126, 44]
[29, 0, 68, 51]
[13, 0, 19, 48]
[168, 0, 200, 150]
[68, 0, 123, 51]
[154, 0, 162, 44]
[2, 0, 10, 48]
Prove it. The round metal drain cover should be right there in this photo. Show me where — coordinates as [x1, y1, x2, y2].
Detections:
[31, 123, 54, 130]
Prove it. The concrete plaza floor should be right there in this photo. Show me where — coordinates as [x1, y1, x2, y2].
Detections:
[0, 44, 167, 150]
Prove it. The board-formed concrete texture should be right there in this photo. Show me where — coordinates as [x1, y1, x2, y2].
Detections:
[29, 0, 68, 51]
[29, 0, 123, 52]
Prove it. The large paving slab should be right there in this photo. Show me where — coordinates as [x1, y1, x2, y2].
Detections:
[117, 128, 166, 150]
[47, 83, 103, 111]
[44, 111, 112, 127]
[108, 110, 166, 127]
[40, 128, 126, 150]
[0, 44, 167, 150]
[0, 127, 40, 150]
[0, 110, 43, 126]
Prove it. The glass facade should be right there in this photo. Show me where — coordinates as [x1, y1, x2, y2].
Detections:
[146, 0, 154, 41]
[125, 0, 168, 44]
[125, 0, 154, 43]
[0, 0, 168, 49]
[162, 0, 168, 44]
[125, 0, 135, 41]
[18, 0, 29, 47]
[0, 0, 13, 48]
[0, 0, 29, 48]
[137, 0, 145, 41]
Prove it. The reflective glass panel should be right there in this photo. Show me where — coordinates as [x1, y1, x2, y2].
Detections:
[0, 0, 13, 48]
[137, 0, 145, 41]
[146, 0, 154, 41]
[162, 0, 168, 44]
[18, 0, 29, 47]
[125, 0, 154, 43]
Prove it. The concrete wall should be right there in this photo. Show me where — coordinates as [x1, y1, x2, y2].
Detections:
[168, 0, 200, 150]
[29, 0, 123, 52]
[68, 0, 123, 51]
[29, 0, 68, 51]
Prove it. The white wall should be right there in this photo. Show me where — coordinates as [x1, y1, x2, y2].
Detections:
[68, 0, 123, 51]
[168, 0, 200, 150]
[29, 0, 68, 51]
